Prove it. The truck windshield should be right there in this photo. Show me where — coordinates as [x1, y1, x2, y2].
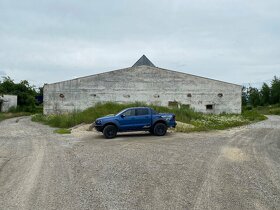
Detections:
[115, 109, 131, 116]
[115, 108, 158, 116]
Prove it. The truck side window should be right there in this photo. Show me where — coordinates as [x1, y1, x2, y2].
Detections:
[123, 109, 136, 116]
[136, 108, 149, 116]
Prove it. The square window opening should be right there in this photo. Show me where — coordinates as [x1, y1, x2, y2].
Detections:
[181, 104, 190, 109]
[206, 104, 213, 110]
[168, 101, 179, 108]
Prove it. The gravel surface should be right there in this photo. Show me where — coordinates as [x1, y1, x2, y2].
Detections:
[0, 116, 280, 210]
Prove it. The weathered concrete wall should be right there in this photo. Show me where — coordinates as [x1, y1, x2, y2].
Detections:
[0, 95, 17, 112]
[43, 66, 242, 115]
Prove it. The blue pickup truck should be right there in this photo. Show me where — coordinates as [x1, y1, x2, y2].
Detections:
[93, 107, 176, 138]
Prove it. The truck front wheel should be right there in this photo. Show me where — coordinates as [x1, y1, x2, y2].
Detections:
[153, 123, 167, 136]
[103, 125, 117, 139]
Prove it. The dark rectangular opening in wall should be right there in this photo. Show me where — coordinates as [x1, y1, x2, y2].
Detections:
[168, 101, 178, 108]
[206, 104, 213, 110]
[181, 104, 190, 109]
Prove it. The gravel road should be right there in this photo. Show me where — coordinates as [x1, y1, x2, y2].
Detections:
[0, 116, 280, 210]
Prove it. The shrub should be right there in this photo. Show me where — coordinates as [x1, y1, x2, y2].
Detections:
[241, 110, 267, 121]
[269, 107, 280, 115]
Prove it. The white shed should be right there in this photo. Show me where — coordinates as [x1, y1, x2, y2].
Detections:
[0, 95, 18, 112]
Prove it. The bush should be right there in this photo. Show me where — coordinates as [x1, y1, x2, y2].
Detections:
[269, 107, 280, 115]
[243, 105, 253, 111]
[241, 110, 267, 121]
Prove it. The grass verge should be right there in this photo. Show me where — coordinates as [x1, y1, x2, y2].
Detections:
[252, 104, 280, 115]
[32, 102, 267, 133]
[0, 112, 31, 122]
[53, 128, 71, 134]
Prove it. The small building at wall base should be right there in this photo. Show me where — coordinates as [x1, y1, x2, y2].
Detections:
[43, 55, 242, 115]
[0, 95, 17, 112]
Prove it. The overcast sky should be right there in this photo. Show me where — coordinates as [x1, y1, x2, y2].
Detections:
[0, 0, 279, 88]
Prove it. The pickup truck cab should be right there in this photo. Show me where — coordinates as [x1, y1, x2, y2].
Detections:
[93, 107, 176, 138]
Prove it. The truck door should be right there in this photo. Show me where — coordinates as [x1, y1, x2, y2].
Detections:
[118, 109, 137, 130]
[135, 108, 151, 130]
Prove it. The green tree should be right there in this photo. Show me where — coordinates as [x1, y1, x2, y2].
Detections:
[248, 87, 261, 107]
[0, 76, 37, 112]
[271, 76, 280, 104]
[260, 82, 271, 105]
[38, 87, 44, 96]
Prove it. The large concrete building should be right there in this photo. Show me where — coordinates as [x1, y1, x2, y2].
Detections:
[43, 55, 242, 115]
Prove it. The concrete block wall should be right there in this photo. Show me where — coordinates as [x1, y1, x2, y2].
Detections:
[0, 95, 17, 112]
[43, 66, 242, 115]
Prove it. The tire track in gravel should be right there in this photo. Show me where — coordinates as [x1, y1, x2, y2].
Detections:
[193, 128, 249, 210]
[194, 116, 280, 209]
[1, 116, 280, 209]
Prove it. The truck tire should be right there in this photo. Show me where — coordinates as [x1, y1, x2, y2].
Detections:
[103, 125, 117, 139]
[153, 123, 167, 136]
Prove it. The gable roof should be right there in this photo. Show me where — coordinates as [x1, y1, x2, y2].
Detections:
[132, 55, 155, 67]
[45, 56, 241, 88]
[45, 65, 241, 88]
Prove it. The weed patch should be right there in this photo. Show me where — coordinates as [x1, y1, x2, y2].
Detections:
[253, 104, 280, 116]
[54, 128, 71, 134]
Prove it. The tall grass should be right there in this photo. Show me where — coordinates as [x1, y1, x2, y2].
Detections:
[32, 102, 267, 132]
[270, 107, 280, 115]
[241, 110, 267, 121]
[247, 104, 280, 116]
[31, 102, 201, 128]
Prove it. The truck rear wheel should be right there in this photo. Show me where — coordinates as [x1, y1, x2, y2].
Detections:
[103, 125, 117, 139]
[153, 123, 167, 136]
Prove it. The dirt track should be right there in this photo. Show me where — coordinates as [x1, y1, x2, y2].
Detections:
[0, 116, 280, 209]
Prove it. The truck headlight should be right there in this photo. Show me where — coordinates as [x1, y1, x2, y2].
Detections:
[95, 120, 102, 124]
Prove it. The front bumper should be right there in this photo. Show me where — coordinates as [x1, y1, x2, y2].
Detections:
[170, 122, 177, 128]
[93, 123, 103, 132]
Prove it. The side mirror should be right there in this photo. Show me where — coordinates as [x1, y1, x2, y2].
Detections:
[121, 114, 125, 118]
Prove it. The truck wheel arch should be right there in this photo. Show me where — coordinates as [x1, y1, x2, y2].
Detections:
[153, 120, 167, 127]
[103, 122, 118, 131]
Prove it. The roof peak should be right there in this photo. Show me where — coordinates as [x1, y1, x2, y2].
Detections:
[132, 55, 155, 67]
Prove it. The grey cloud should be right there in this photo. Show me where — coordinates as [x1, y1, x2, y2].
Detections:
[0, 71, 6, 76]
[0, 0, 279, 87]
